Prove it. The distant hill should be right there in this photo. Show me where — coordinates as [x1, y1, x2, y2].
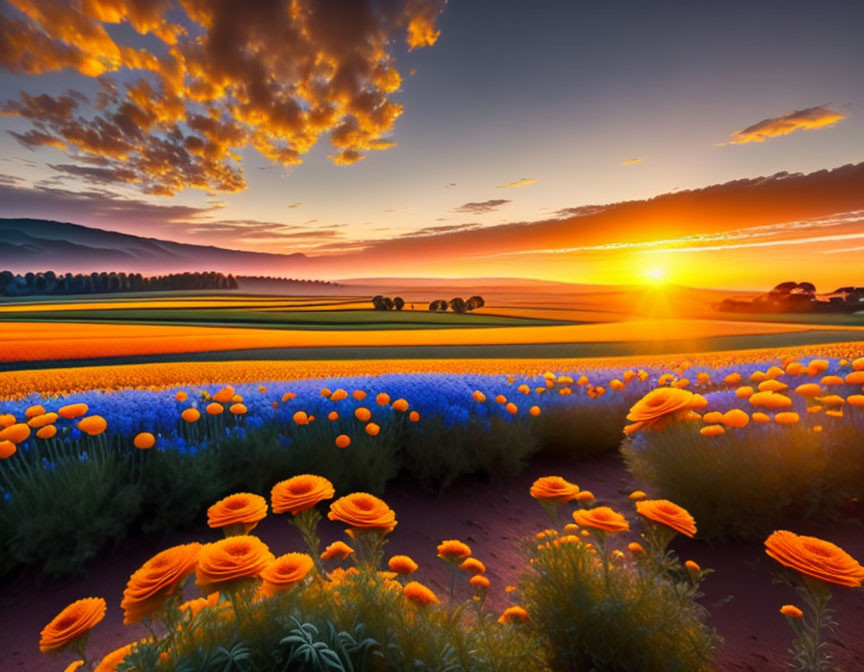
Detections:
[0, 218, 307, 273]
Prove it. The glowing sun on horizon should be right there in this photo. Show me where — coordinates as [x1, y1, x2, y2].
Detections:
[642, 266, 668, 284]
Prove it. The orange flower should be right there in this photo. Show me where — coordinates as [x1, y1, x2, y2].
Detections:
[722, 409, 750, 428]
[0, 440, 16, 459]
[354, 407, 372, 422]
[529, 476, 580, 503]
[271, 474, 335, 515]
[409, 411, 420, 422]
[736, 386, 754, 399]
[365, 422, 380, 436]
[93, 643, 134, 672]
[636, 499, 697, 537]
[470, 575, 490, 589]
[330, 388, 348, 401]
[212, 386, 235, 403]
[328, 492, 397, 533]
[748, 392, 793, 409]
[282, 392, 297, 402]
[572, 506, 630, 534]
[121, 543, 201, 624]
[629, 490, 647, 500]
[63, 661, 85, 672]
[335, 434, 351, 449]
[795, 383, 823, 397]
[328, 411, 339, 421]
[624, 387, 706, 434]
[460, 557, 486, 575]
[195, 535, 275, 589]
[292, 410, 309, 425]
[39, 597, 107, 653]
[353, 390, 367, 400]
[752, 412, 771, 423]
[58, 403, 89, 419]
[206, 402, 223, 415]
[36, 425, 57, 440]
[175, 391, 188, 401]
[181, 408, 200, 423]
[260, 553, 314, 597]
[77, 415, 108, 436]
[133, 432, 155, 450]
[505, 402, 518, 414]
[376, 392, 391, 406]
[758, 379, 788, 393]
[628, 542, 645, 555]
[392, 398, 409, 412]
[529, 405, 541, 416]
[25, 404, 46, 419]
[775, 412, 800, 424]
[321, 541, 354, 561]
[498, 605, 529, 625]
[575, 490, 595, 503]
[179, 591, 220, 618]
[437, 539, 472, 562]
[700, 424, 725, 436]
[724, 373, 742, 385]
[0, 423, 30, 444]
[207, 493, 268, 534]
[780, 604, 803, 619]
[388, 554, 418, 575]
[27, 412, 58, 428]
[0, 413, 15, 428]
[473, 391, 486, 402]
[229, 403, 247, 415]
[765, 530, 864, 588]
[403, 581, 438, 607]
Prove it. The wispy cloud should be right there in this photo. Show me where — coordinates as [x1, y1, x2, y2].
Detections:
[497, 177, 537, 188]
[620, 158, 644, 167]
[452, 199, 510, 215]
[721, 105, 846, 145]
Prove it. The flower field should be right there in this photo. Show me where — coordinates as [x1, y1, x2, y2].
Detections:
[4, 342, 864, 671]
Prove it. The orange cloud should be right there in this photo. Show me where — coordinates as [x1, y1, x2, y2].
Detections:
[722, 105, 845, 145]
[497, 177, 537, 188]
[620, 157, 644, 166]
[0, 0, 447, 195]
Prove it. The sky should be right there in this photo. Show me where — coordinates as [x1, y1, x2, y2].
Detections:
[0, 0, 863, 289]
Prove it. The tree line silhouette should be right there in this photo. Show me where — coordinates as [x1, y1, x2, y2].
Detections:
[0, 270, 239, 296]
[429, 296, 485, 313]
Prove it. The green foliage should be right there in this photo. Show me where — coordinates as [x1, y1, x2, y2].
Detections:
[622, 421, 864, 540]
[522, 531, 720, 671]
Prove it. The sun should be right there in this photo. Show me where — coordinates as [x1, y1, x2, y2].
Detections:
[642, 267, 668, 285]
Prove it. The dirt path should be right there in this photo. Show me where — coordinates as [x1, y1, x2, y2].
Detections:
[2, 453, 864, 671]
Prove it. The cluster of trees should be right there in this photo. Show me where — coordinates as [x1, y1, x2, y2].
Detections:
[428, 296, 485, 313]
[371, 295, 406, 310]
[720, 281, 864, 313]
[0, 270, 238, 297]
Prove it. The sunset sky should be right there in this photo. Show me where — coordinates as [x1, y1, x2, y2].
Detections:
[0, 0, 863, 289]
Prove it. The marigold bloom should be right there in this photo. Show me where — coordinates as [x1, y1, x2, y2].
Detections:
[765, 530, 864, 588]
[330, 388, 348, 401]
[229, 403, 247, 415]
[175, 391, 188, 401]
[470, 575, 490, 589]
[207, 493, 268, 533]
[403, 581, 438, 607]
[794, 383, 823, 397]
[328, 492, 397, 533]
[321, 541, 354, 561]
[775, 412, 800, 425]
[282, 392, 297, 402]
[0, 413, 15, 428]
[27, 412, 58, 428]
[529, 405, 541, 416]
[388, 554, 419, 575]
[335, 434, 351, 449]
[752, 412, 771, 423]
[39, 597, 107, 653]
[77, 415, 107, 436]
[437, 539, 472, 562]
[816, 395, 845, 407]
[320, 387, 332, 398]
[505, 402, 518, 414]
[498, 605, 529, 625]
[780, 604, 803, 619]
[271, 474, 335, 515]
[24, 404, 45, 419]
[212, 386, 235, 403]
[365, 422, 380, 436]
[700, 424, 725, 437]
[736, 386, 754, 399]
[57, 403, 89, 419]
[628, 542, 645, 555]
[748, 392, 793, 409]
[845, 371, 864, 385]
[460, 557, 486, 575]
[572, 506, 629, 534]
[0, 440, 17, 459]
[685, 560, 701, 573]
[376, 392, 390, 406]
[702, 411, 723, 424]
[195, 535, 275, 589]
[724, 373, 742, 385]
[179, 591, 220, 618]
[354, 407, 372, 422]
[36, 425, 57, 440]
[260, 553, 314, 597]
[575, 490, 595, 503]
[94, 643, 134, 672]
[758, 379, 788, 393]
[392, 398, 409, 412]
[409, 411, 420, 422]
[121, 543, 201, 624]
[624, 387, 705, 434]
[636, 499, 697, 537]
[495, 394, 507, 404]
[133, 432, 155, 450]
[181, 408, 200, 423]
[473, 390, 486, 402]
[0, 423, 30, 444]
[292, 410, 309, 425]
[722, 409, 750, 428]
[628, 490, 647, 500]
[205, 403, 223, 416]
[63, 661, 84, 672]
[530, 475, 580, 503]
[328, 411, 339, 421]
[848, 395, 864, 407]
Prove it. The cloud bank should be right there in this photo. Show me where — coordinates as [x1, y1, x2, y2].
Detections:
[723, 105, 845, 145]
